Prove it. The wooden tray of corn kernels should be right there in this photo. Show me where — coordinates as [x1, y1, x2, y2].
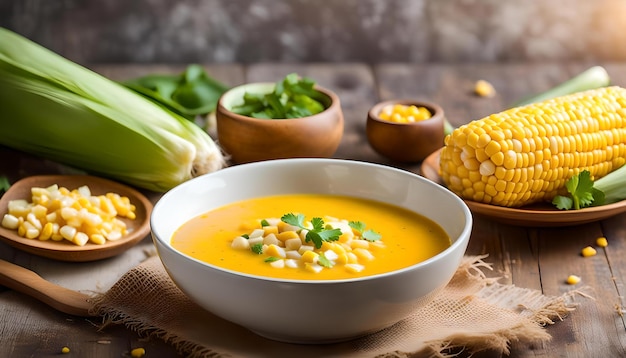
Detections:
[420, 149, 626, 227]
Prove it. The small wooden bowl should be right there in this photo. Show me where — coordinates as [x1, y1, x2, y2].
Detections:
[0, 175, 152, 262]
[216, 82, 344, 164]
[366, 99, 445, 163]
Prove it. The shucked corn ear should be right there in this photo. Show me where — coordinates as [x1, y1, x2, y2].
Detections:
[0, 28, 224, 192]
[439, 86, 626, 207]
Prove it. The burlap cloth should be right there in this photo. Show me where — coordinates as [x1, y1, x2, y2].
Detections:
[89, 255, 582, 357]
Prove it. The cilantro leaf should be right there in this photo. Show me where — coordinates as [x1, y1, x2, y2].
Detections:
[318, 253, 334, 268]
[552, 195, 573, 210]
[362, 229, 381, 242]
[568, 170, 595, 209]
[349, 221, 381, 242]
[264, 257, 280, 262]
[281, 213, 305, 228]
[348, 221, 365, 232]
[310, 217, 325, 232]
[305, 231, 324, 249]
[251, 243, 263, 254]
[260, 219, 270, 227]
[317, 228, 342, 242]
[552, 170, 606, 210]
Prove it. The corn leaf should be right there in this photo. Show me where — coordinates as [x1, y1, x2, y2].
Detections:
[0, 28, 224, 192]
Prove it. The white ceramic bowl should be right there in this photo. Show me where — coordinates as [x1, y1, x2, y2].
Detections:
[150, 159, 472, 344]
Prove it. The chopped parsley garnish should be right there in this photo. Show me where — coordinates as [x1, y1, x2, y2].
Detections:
[260, 219, 270, 227]
[349, 221, 381, 242]
[250, 243, 263, 254]
[264, 257, 280, 262]
[281, 213, 342, 249]
[241, 233, 249, 239]
[318, 252, 335, 268]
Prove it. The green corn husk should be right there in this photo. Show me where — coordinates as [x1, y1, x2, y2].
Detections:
[0, 28, 224, 192]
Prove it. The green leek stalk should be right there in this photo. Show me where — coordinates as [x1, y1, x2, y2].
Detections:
[0, 28, 224, 192]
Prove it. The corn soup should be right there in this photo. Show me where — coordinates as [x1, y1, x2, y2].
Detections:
[171, 194, 450, 280]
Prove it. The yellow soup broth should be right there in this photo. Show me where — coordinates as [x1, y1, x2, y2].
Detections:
[171, 194, 450, 280]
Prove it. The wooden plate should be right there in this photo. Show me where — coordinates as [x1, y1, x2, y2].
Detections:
[421, 149, 626, 226]
[0, 175, 152, 261]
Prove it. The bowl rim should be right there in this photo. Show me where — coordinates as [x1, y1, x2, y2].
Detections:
[151, 158, 472, 284]
[216, 82, 341, 122]
[368, 98, 444, 125]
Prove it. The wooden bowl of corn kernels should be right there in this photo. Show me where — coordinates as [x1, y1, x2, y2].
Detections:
[366, 99, 445, 163]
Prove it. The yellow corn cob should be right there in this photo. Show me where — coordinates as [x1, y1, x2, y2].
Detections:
[439, 86, 626, 207]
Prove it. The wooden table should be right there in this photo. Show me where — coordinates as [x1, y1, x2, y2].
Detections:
[2, 62, 626, 357]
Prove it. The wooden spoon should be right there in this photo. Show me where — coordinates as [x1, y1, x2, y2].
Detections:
[0, 259, 93, 316]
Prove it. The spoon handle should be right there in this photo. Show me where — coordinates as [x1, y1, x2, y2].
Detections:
[0, 259, 93, 316]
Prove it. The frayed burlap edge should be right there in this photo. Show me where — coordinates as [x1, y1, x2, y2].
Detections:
[368, 256, 588, 358]
[88, 255, 586, 358]
[88, 260, 228, 358]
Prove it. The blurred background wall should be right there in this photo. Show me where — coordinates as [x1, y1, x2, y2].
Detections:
[2, 0, 626, 65]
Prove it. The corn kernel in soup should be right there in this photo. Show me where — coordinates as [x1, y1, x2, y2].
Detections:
[171, 194, 450, 280]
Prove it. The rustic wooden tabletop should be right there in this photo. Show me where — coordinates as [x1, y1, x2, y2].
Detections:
[1, 62, 626, 357]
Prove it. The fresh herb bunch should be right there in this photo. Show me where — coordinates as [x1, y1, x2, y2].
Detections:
[231, 73, 326, 119]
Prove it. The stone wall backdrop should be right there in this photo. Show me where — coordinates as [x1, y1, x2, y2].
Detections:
[1, 0, 626, 65]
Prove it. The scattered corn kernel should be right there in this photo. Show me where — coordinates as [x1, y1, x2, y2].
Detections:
[284, 237, 302, 250]
[73, 232, 89, 246]
[61, 346, 70, 354]
[285, 259, 299, 268]
[262, 233, 279, 246]
[1, 214, 19, 229]
[285, 250, 302, 260]
[301, 250, 319, 263]
[263, 225, 279, 236]
[264, 244, 286, 258]
[345, 263, 365, 273]
[39, 222, 53, 240]
[566, 275, 581, 285]
[581, 246, 597, 257]
[353, 248, 375, 261]
[89, 233, 107, 245]
[130, 347, 146, 358]
[474, 79, 496, 97]
[1, 184, 136, 246]
[596, 237, 608, 247]
[305, 262, 324, 273]
[269, 259, 285, 269]
[378, 103, 432, 123]
[231, 236, 250, 250]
